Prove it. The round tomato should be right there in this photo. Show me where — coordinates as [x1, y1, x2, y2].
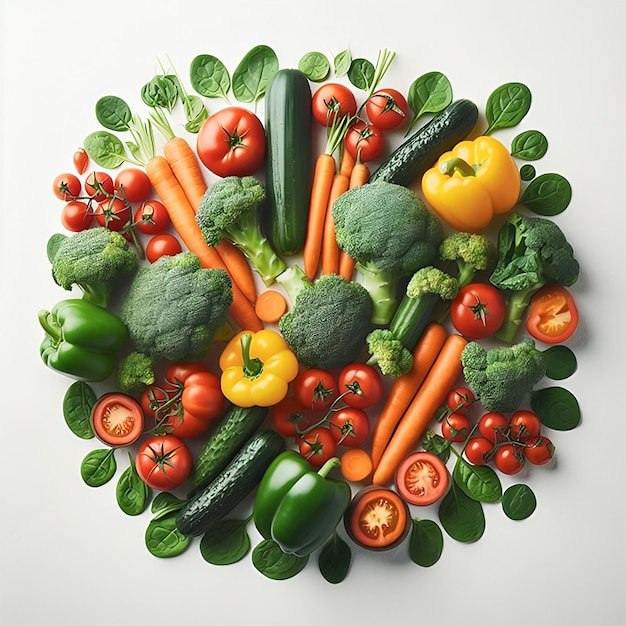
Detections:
[84, 171, 114, 202]
[311, 83, 358, 126]
[91, 393, 144, 447]
[61, 200, 93, 232]
[446, 386, 476, 412]
[464, 437, 494, 466]
[134, 200, 171, 235]
[524, 436, 555, 465]
[344, 120, 384, 162]
[508, 410, 542, 443]
[477, 412, 509, 444]
[297, 427, 337, 468]
[146, 233, 183, 262]
[329, 407, 370, 448]
[441, 411, 472, 443]
[196, 106, 265, 177]
[395, 451, 449, 506]
[294, 368, 338, 411]
[73, 148, 89, 175]
[136, 434, 193, 490]
[450, 283, 506, 339]
[95, 197, 132, 231]
[344, 486, 410, 551]
[114, 167, 152, 203]
[526, 285, 579, 344]
[494, 443, 526, 475]
[180, 371, 225, 422]
[365, 88, 409, 131]
[53, 173, 82, 201]
[337, 363, 384, 409]
[270, 395, 315, 438]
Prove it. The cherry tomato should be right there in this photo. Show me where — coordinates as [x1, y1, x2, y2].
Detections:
[329, 407, 370, 448]
[441, 411, 472, 443]
[337, 363, 384, 409]
[344, 120, 384, 162]
[270, 396, 315, 438]
[344, 486, 410, 551]
[136, 434, 193, 490]
[494, 443, 526, 475]
[297, 427, 337, 468]
[134, 200, 171, 235]
[365, 88, 409, 131]
[450, 283, 506, 339]
[60, 200, 93, 232]
[95, 197, 132, 232]
[73, 148, 89, 175]
[311, 83, 358, 126]
[524, 436, 555, 465]
[91, 393, 144, 447]
[526, 285, 579, 344]
[395, 451, 449, 506]
[53, 173, 81, 201]
[114, 167, 152, 203]
[85, 171, 114, 202]
[146, 233, 183, 262]
[477, 412, 509, 444]
[196, 106, 266, 177]
[464, 437, 494, 466]
[294, 368, 338, 411]
[446, 386, 476, 412]
[165, 361, 209, 383]
[508, 410, 542, 443]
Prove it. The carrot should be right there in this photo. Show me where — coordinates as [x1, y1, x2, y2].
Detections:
[372, 332, 468, 486]
[339, 147, 355, 178]
[145, 156, 263, 332]
[370, 322, 448, 468]
[213, 239, 258, 304]
[321, 172, 350, 275]
[255, 289, 288, 324]
[340, 448, 373, 483]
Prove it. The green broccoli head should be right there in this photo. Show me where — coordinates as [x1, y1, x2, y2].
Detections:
[115, 351, 155, 395]
[366, 329, 413, 378]
[439, 231, 497, 288]
[51, 227, 138, 307]
[278, 274, 373, 370]
[461, 338, 547, 413]
[406, 266, 459, 301]
[119, 251, 232, 363]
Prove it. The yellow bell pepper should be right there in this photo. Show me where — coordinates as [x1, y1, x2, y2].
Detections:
[421, 136, 521, 232]
[219, 329, 299, 407]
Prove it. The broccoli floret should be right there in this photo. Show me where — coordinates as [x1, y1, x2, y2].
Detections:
[119, 251, 232, 362]
[439, 231, 497, 289]
[366, 329, 413, 378]
[278, 273, 373, 370]
[51, 227, 138, 307]
[489, 213, 580, 343]
[116, 351, 155, 395]
[332, 180, 444, 325]
[196, 176, 286, 286]
[461, 338, 547, 413]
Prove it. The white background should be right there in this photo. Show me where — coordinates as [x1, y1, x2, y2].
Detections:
[2, 1, 625, 625]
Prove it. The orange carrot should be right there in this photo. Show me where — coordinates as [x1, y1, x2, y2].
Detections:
[372, 333, 468, 486]
[370, 322, 448, 468]
[145, 156, 263, 332]
[339, 147, 355, 178]
[255, 289, 288, 324]
[213, 239, 258, 304]
[321, 172, 350, 275]
[340, 448, 373, 483]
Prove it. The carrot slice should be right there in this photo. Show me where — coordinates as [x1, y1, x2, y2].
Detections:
[255, 289, 288, 324]
[340, 448, 373, 483]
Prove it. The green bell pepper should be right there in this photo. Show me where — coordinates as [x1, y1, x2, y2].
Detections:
[38, 298, 128, 382]
[253, 450, 351, 557]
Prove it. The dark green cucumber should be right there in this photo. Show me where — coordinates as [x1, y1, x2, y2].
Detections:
[190, 404, 268, 491]
[176, 429, 285, 537]
[264, 68, 313, 256]
[369, 99, 479, 187]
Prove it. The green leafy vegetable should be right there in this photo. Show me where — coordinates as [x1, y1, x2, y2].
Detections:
[95, 95, 133, 132]
[485, 82, 532, 135]
[318, 532, 351, 584]
[348, 58, 375, 91]
[80, 448, 117, 487]
[62, 381, 96, 439]
[543, 345, 578, 380]
[84, 130, 127, 168]
[232, 45, 279, 103]
[47, 233, 68, 263]
[190, 54, 231, 101]
[199, 517, 252, 565]
[333, 49, 352, 76]
[520, 164, 536, 181]
[501, 484, 537, 520]
[405, 71, 453, 136]
[140, 74, 178, 112]
[150, 492, 187, 521]
[116, 454, 152, 516]
[531, 386, 581, 430]
[511, 130, 549, 160]
[408, 518, 444, 567]
[438, 482, 485, 543]
[145, 513, 190, 558]
[452, 456, 502, 503]
[298, 51, 331, 82]
[252, 539, 309, 580]
[518, 173, 572, 216]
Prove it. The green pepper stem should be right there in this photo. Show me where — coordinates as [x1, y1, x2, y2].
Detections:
[318, 456, 341, 478]
[38, 310, 61, 343]
[439, 157, 477, 178]
[240, 333, 264, 378]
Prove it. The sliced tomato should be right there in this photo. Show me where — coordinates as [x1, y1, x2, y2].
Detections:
[395, 451, 449, 506]
[526, 285, 579, 344]
[91, 393, 145, 447]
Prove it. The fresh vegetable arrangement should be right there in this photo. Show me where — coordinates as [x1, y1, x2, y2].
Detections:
[40, 45, 582, 583]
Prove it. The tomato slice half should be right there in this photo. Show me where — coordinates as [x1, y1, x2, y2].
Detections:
[91, 393, 145, 447]
[395, 451, 449, 506]
[526, 285, 579, 344]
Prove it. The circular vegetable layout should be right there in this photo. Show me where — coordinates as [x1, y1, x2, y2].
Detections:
[91, 393, 144, 447]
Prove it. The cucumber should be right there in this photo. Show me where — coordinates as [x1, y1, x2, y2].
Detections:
[264, 68, 313, 256]
[190, 404, 268, 491]
[176, 429, 285, 537]
[369, 99, 479, 187]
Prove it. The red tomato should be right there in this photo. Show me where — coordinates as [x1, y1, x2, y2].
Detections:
[329, 407, 370, 448]
[446, 386, 476, 412]
[450, 283, 506, 339]
[134, 200, 171, 235]
[508, 410, 542, 443]
[477, 412, 509, 444]
[344, 486, 410, 551]
[146, 233, 183, 262]
[311, 83, 358, 126]
[297, 427, 337, 468]
[365, 88, 409, 131]
[464, 437, 494, 466]
[344, 120, 384, 162]
[136, 434, 193, 490]
[85, 171, 114, 202]
[53, 173, 81, 201]
[441, 411, 472, 443]
[95, 197, 132, 232]
[294, 368, 338, 411]
[73, 148, 89, 175]
[526, 285, 579, 344]
[61, 200, 93, 232]
[180, 371, 225, 423]
[165, 361, 209, 384]
[114, 167, 152, 203]
[196, 106, 266, 177]
[524, 436, 555, 465]
[270, 396, 315, 438]
[494, 443, 526, 475]
[91, 393, 145, 447]
[337, 363, 384, 409]
[395, 451, 449, 506]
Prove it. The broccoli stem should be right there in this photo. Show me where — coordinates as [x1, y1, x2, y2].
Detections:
[275, 265, 311, 304]
[496, 287, 539, 344]
[80, 283, 112, 309]
[356, 261, 399, 326]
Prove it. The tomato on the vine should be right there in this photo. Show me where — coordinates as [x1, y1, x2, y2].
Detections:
[526, 285, 579, 344]
[464, 437, 494, 466]
[329, 407, 370, 448]
[136, 434, 193, 490]
[450, 282, 506, 339]
[134, 200, 171, 235]
[53, 173, 81, 201]
[114, 167, 152, 203]
[525, 436, 555, 465]
[270, 395, 315, 438]
[441, 411, 472, 443]
[146, 233, 182, 262]
[395, 451, 449, 506]
[337, 363, 384, 409]
[61, 200, 93, 232]
[446, 386, 476, 412]
[294, 368, 338, 411]
[344, 120, 384, 162]
[95, 197, 132, 232]
[297, 427, 337, 468]
[477, 412, 509, 444]
[311, 83, 357, 126]
[365, 88, 409, 131]
[508, 410, 542, 443]
[494, 443, 526, 475]
[85, 171, 114, 202]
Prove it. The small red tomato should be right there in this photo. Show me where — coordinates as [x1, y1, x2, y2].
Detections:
[85, 171, 115, 202]
[134, 200, 171, 235]
[508, 410, 542, 443]
[60, 200, 93, 232]
[494, 443, 526, 475]
[73, 148, 89, 175]
[524, 436, 555, 465]
[477, 412, 509, 444]
[297, 427, 337, 468]
[115, 167, 152, 203]
[441, 411, 472, 443]
[365, 88, 409, 131]
[294, 368, 338, 411]
[136, 434, 193, 490]
[270, 396, 315, 438]
[337, 363, 384, 410]
[450, 283, 506, 340]
[446, 386, 476, 412]
[95, 197, 132, 232]
[53, 173, 82, 201]
[311, 83, 358, 126]
[344, 120, 384, 162]
[329, 407, 370, 448]
[464, 437, 494, 466]
[146, 233, 183, 262]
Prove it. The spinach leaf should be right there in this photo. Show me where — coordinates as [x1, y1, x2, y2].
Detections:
[116, 454, 152, 516]
[421, 430, 451, 463]
[485, 82, 532, 135]
[511, 130, 548, 160]
[501, 484, 537, 520]
[95, 95, 132, 132]
[348, 58, 375, 91]
[62, 381, 96, 440]
[150, 492, 187, 521]
[438, 482, 485, 543]
[333, 49, 352, 77]
[190, 54, 231, 101]
[145, 512, 190, 558]
[298, 51, 331, 82]
[199, 517, 251, 565]
[453, 457, 502, 503]
[543, 345, 578, 380]
[405, 71, 453, 136]
[232, 45, 279, 103]
[140, 75, 179, 112]
[518, 172, 572, 216]
[520, 164, 536, 181]
[531, 386, 581, 430]
[80, 448, 117, 487]
[84, 130, 127, 169]
[252, 539, 309, 580]
[318, 532, 351, 584]
[408, 518, 444, 567]
[182, 94, 208, 134]
[46, 233, 67, 263]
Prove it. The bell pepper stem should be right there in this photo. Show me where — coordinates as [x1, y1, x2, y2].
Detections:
[38, 310, 61, 344]
[318, 457, 341, 478]
[240, 333, 264, 378]
[439, 157, 477, 178]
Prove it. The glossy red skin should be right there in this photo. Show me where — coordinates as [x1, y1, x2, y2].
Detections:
[446, 386, 476, 412]
[311, 83, 357, 126]
[270, 396, 315, 438]
[524, 436, 555, 465]
[450, 283, 506, 339]
[441, 411, 472, 443]
[464, 437, 494, 466]
[338, 363, 384, 409]
[73, 148, 89, 175]
[85, 171, 114, 202]
[494, 444, 526, 475]
[114, 167, 152, 203]
[136, 434, 193, 490]
[61, 200, 93, 232]
[95, 197, 132, 232]
[344, 120, 384, 162]
[329, 407, 370, 448]
[365, 88, 409, 131]
[134, 200, 170, 235]
[146, 233, 182, 262]
[297, 427, 337, 468]
[478, 412, 509, 444]
[53, 173, 82, 201]
[508, 410, 542, 443]
[294, 368, 338, 411]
